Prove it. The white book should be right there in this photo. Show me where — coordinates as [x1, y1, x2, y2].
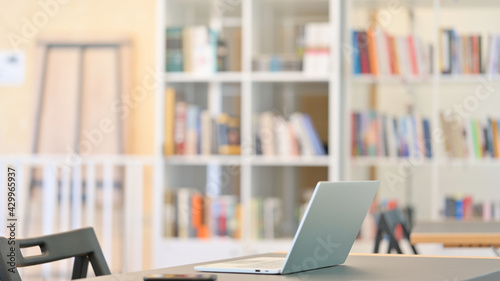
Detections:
[406, 116, 416, 158]
[176, 188, 192, 238]
[192, 26, 215, 74]
[397, 36, 410, 77]
[201, 110, 212, 155]
[263, 198, 282, 239]
[290, 113, 315, 156]
[274, 115, 291, 156]
[259, 112, 276, 156]
[487, 35, 499, 75]
[376, 29, 390, 76]
[495, 201, 500, 220]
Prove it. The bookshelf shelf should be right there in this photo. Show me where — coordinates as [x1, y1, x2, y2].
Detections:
[164, 156, 332, 167]
[439, 75, 500, 83]
[251, 72, 330, 83]
[350, 75, 500, 84]
[249, 156, 331, 167]
[353, 0, 500, 8]
[350, 157, 434, 167]
[165, 72, 242, 83]
[165, 155, 242, 166]
[351, 75, 432, 84]
[437, 159, 500, 167]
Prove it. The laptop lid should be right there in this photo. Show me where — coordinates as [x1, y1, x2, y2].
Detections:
[281, 181, 379, 274]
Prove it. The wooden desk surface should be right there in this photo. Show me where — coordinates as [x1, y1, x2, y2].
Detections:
[85, 253, 500, 281]
[411, 221, 500, 247]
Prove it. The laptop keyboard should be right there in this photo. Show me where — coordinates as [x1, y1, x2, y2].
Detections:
[237, 260, 285, 269]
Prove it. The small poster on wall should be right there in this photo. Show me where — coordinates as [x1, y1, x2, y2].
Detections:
[0, 50, 25, 86]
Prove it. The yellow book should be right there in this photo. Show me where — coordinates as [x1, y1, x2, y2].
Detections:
[163, 88, 176, 155]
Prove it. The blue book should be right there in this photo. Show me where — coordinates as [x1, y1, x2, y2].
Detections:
[356, 113, 363, 156]
[455, 199, 463, 220]
[393, 118, 400, 157]
[368, 111, 377, 156]
[352, 30, 361, 74]
[410, 116, 419, 157]
[302, 114, 326, 155]
[422, 119, 432, 158]
[210, 29, 218, 72]
[400, 117, 408, 157]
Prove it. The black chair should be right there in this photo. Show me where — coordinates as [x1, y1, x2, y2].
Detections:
[0, 227, 110, 280]
[373, 208, 418, 254]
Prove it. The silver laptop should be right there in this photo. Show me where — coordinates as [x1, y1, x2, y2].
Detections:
[195, 181, 379, 275]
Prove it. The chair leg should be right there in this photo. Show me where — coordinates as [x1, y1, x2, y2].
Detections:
[373, 230, 383, 253]
[402, 226, 418, 254]
[72, 256, 89, 279]
[386, 231, 403, 254]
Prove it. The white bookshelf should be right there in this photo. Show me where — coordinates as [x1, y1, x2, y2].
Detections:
[154, 0, 500, 268]
[345, 0, 500, 221]
[154, 0, 342, 268]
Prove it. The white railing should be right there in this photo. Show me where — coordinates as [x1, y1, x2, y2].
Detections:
[0, 154, 153, 277]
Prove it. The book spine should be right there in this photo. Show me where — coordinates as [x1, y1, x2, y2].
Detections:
[367, 29, 379, 75]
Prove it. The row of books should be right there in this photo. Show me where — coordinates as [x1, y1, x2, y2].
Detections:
[164, 88, 241, 155]
[255, 112, 326, 156]
[443, 195, 500, 221]
[253, 22, 330, 74]
[351, 29, 432, 77]
[440, 115, 500, 159]
[251, 197, 283, 239]
[351, 111, 433, 158]
[301, 22, 331, 75]
[163, 188, 285, 239]
[166, 26, 241, 73]
[164, 189, 241, 238]
[252, 54, 302, 72]
[440, 30, 483, 75]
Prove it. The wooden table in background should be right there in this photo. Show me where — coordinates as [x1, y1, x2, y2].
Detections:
[411, 221, 500, 247]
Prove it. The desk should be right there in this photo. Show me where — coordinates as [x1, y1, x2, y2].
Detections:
[411, 221, 500, 247]
[85, 253, 500, 281]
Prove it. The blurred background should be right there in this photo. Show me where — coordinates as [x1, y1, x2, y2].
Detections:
[2, 0, 500, 280]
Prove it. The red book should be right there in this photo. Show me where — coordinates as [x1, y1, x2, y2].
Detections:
[463, 196, 473, 219]
[386, 33, 396, 74]
[472, 35, 480, 74]
[218, 199, 227, 236]
[408, 35, 419, 75]
[358, 31, 370, 74]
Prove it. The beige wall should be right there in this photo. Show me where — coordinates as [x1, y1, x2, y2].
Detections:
[0, 0, 156, 154]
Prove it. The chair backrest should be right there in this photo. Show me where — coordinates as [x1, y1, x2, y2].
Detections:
[0, 227, 110, 280]
[373, 208, 418, 254]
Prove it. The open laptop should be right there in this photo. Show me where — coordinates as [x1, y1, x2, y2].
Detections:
[195, 181, 379, 275]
